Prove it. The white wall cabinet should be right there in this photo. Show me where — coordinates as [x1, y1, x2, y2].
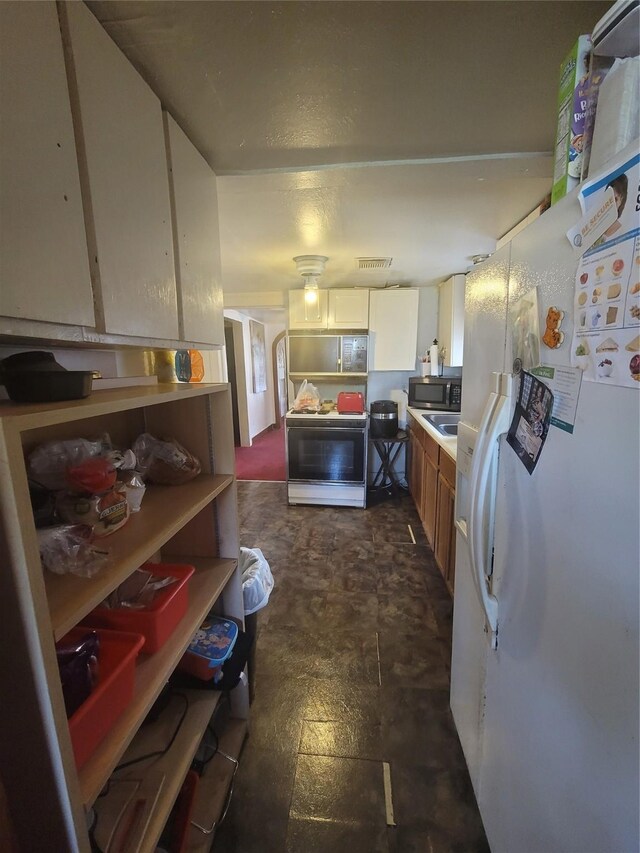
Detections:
[61, 1, 178, 340]
[368, 288, 419, 370]
[0, 384, 247, 852]
[438, 274, 466, 366]
[289, 288, 370, 330]
[327, 289, 369, 329]
[0, 2, 94, 327]
[288, 289, 329, 329]
[164, 113, 224, 346]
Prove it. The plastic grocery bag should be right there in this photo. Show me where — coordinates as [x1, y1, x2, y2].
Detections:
[38, 525, 109, 577]
[132, 433, 201, 485]
[292, 379, 320, 411]
[28, 437, 106, 491]
[240, 547, 274, 615]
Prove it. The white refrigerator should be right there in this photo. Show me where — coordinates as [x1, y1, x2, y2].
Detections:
[450, 182, 639, 852]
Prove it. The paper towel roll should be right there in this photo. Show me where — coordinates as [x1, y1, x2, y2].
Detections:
[589, 57, 640, 175]
[430, 344, 439, 376]
[390, 389, 408, 427]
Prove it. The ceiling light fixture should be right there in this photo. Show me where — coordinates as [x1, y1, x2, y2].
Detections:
[471, 253, 492, 265]
[304, 280, 319, 304]
[293, 254, 328, 304]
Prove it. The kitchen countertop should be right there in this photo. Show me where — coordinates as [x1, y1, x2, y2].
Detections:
[407, 407, 457, 462]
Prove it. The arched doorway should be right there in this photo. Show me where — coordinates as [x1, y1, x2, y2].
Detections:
[271, 330, 287, 428]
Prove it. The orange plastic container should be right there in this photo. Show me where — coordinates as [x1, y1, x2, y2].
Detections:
[60, 628, 144, 769]
[86, 563, 195, 653]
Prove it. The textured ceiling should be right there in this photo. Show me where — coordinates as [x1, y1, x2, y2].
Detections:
[86, 0, 611, 305]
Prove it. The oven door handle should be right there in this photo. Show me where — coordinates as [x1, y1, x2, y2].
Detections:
[286, 426, 367, 433]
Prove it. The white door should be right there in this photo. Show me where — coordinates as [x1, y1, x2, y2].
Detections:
[62, 2, 178, 340]
[478, 193, 640, 853]
[288, 290, 328, 329]
[0, 2, 94, 327]
[164, 113, 223, 345]
[327, 289, 369, 329]
[368, 289, 419, 370]
[450, 243, 511, 794]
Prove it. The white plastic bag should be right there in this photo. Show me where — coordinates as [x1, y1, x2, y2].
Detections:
[292, 380, 320, 412]
[240, 547, 274, 615]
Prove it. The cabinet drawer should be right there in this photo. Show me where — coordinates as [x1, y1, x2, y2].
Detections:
[439, 451, 456, 487]
[424, 430, 440, 465]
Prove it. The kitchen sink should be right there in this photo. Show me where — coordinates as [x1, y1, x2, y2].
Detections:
[438, 423, 458, 436]
[422, 413, 460, 436]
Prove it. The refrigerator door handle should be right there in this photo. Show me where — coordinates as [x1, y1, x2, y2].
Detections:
[466, 392, 498, 648]
[467, 374, 512, 649]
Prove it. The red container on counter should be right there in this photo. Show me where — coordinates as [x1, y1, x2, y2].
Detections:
[86, 563, 195, 653]
[337, 391, 365, 414]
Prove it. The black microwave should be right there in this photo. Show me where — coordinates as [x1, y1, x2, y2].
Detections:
[408, 376, 462, 411]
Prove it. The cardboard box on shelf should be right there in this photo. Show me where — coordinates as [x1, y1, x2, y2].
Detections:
[551, 35, 592, 205]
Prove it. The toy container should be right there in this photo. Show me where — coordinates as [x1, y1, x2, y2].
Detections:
[178, 615, 238, 682]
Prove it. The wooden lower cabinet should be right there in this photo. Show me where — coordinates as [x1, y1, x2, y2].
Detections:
[435, 471, 456, 590]
[422, 455, 438, 548]
[408, 414, 457, 593]
[408, 423, 424, 511]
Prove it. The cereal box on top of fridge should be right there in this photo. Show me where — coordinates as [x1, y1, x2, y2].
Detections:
[551, 35, 592, 205]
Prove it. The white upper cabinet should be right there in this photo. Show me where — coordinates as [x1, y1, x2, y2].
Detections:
[164, 113, 224, 346]
[0, 2, 94, 326]
[61, 1, 178, 339]
[438, 274, 466, 366]
[289, 288, 370, 330]
[369, 288, 419, 370]
[289, 290, 329, 329]
[327, 289, 369, 329]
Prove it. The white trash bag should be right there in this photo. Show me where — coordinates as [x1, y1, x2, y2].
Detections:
[240, 547, 274, 615]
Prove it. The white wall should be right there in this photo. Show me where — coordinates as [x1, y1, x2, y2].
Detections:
[223, 309, 285, 442]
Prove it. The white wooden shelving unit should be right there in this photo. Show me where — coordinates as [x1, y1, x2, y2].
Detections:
[0, 383, 247, 852]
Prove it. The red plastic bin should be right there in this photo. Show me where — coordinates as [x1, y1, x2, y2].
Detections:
[59, 627, 144, 770]
[86, 563, 195, 653]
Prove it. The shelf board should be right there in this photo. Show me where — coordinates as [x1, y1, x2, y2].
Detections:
[46, 474, 234, 639]
[187, 718, 248, 852]
[79, 557, 237, 806]
[94, 690, 222, 853]
[0, 383, 228, 430]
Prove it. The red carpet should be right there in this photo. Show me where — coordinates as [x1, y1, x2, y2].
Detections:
[235, 426, 287, 481]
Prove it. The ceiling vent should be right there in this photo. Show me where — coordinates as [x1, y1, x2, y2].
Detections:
[356, 257, 392, 270]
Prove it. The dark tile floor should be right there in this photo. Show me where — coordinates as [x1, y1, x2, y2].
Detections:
[211, 482, 488, 853]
